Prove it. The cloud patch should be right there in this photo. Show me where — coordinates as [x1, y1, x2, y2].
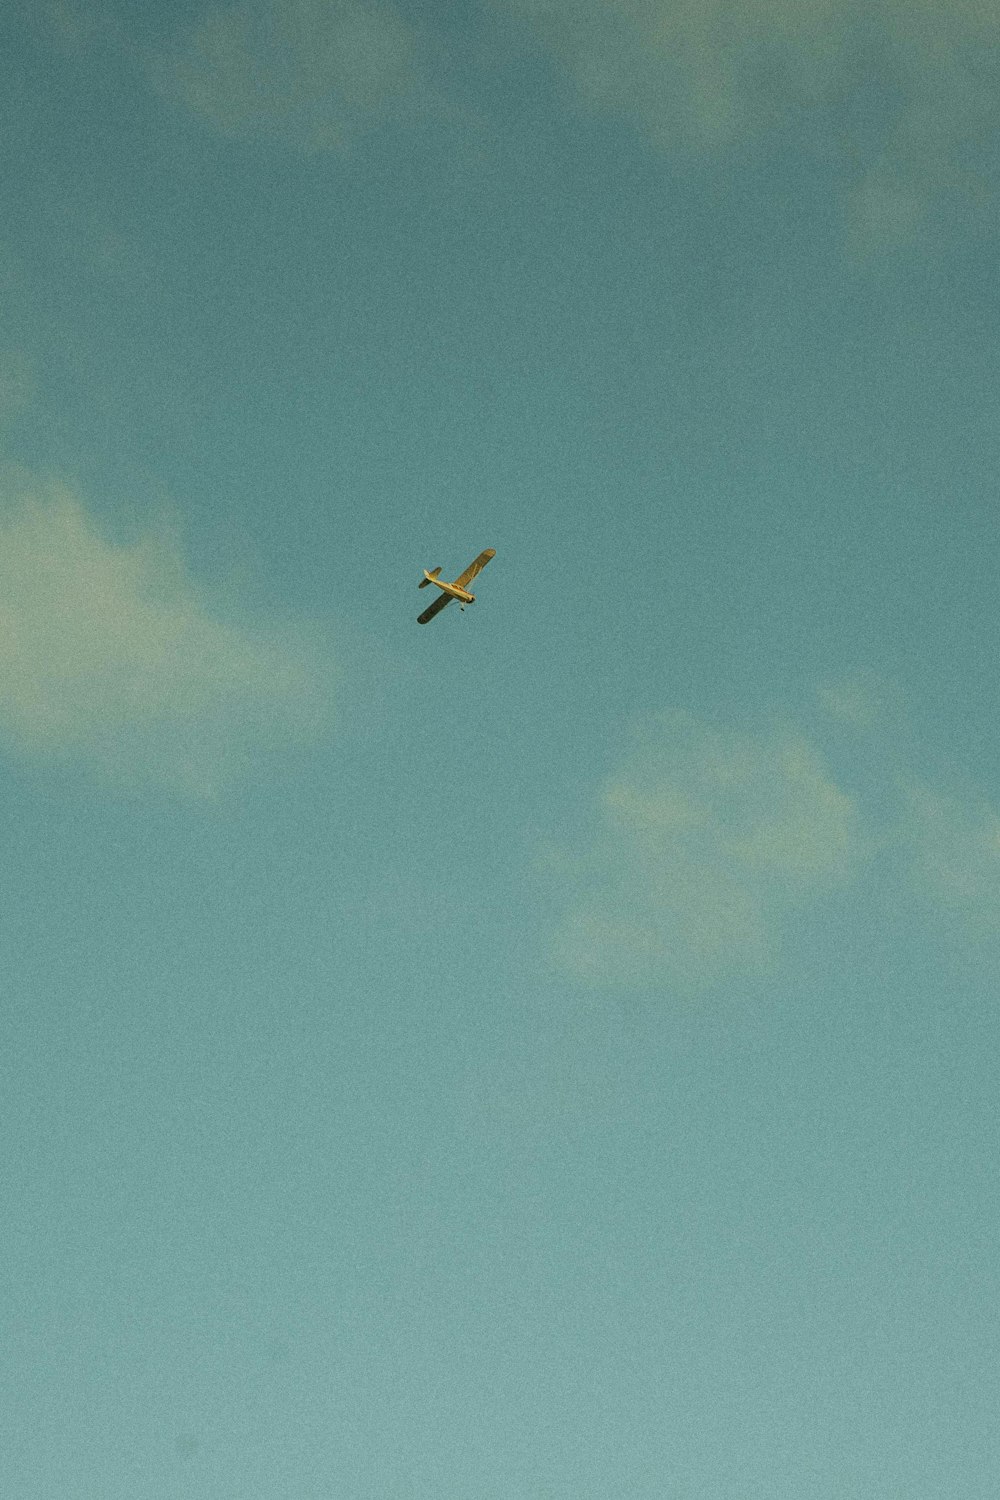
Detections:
[0, 472, 334, 794]
[0, 350, 35, 418]
[165, 0, 428, 150]
[900, 780, 1000, 939]
[545, 693, 1000, 990]
[547, 712, 871, 990]
[501, 0, 1000, 248]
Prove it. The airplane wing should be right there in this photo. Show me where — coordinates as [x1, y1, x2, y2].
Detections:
[452, 548, 496, 589]
[417, 592, 453, 625]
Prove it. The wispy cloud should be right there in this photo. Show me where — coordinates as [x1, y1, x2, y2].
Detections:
[162, 0, 432, 150]
[544, 687, 1000, 990]
[0, 470, 334, 794]
[545, 711, 871, 990]
[35, 0, 106, 51]
[0, 351, 35, 418]
[500, 0, 999, 249]
[900, 780, 1000, 939]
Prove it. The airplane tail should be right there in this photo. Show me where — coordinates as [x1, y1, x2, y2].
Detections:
[419, 567, 442, 589]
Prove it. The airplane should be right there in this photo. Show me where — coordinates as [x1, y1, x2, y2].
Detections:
[417, 548, 496, 624]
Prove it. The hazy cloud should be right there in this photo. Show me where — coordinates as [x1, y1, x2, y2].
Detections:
[816, 669, 906, 733]
[165, 0, 428, 150]
[546, 689, 1000, 990]
[900, 779, 1000, 938]
[501, 0, 999, 248]
[0, 472, 334, 793]
[547, 711, 871, 990]
[0, 351, 35, 417]
[36, 0, 106, 51]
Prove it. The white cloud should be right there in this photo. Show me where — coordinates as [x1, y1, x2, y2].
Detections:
[500, 0, 1000, 247]
[546, 711, 871, 990]
[165, 0, 428, 149]
[0, 472, 334, 794]
[545, 690, 1000, 990]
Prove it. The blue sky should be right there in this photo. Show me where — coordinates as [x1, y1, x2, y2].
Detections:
[3, 3, 1000, 1495]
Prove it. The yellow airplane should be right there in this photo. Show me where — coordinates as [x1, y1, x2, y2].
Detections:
[417, 548, 496, 624]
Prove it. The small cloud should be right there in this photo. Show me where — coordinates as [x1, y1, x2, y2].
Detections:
[845, 159, 929, 257]
[546, 711, 871, 991]
[163, 0, 430, 150]
[40, 1, 100, 50]
[0, 471, 334, 794]
[21, 1, 128, 61]
[0, 351, 35, 418]
[899, 779, 1000, 938]
[0, 243, 22, 296]
[544, 686, 1000, 991]
[500, 0, 1000, 249]
[816, 669, 901, 732]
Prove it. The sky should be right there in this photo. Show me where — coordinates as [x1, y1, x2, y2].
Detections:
[2, 2, 1000, 1495]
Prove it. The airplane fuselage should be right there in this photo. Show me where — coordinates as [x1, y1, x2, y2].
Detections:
[423, 571, 475, 603]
